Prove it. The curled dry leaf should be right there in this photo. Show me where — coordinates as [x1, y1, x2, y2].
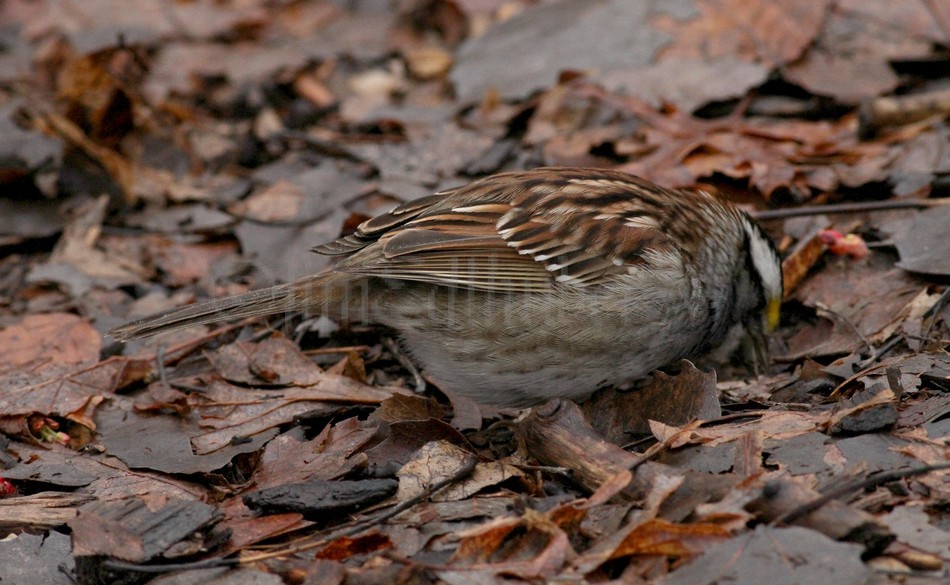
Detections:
[609, 518, 732, 560]
[451, 507, 574, 578]
[395, 440, 475, 502]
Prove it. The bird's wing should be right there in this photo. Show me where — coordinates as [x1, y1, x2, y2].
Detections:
[313, 168, 684, 292]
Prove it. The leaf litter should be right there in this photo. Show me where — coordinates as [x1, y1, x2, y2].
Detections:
[0, 0, 948, 583]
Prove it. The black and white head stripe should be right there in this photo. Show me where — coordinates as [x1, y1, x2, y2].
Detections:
[741, 216, 783, 304]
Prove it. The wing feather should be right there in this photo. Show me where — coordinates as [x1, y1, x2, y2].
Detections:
[312, 168, 692, 292]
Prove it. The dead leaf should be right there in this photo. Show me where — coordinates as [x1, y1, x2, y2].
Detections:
[0, 356, 147, 440]
[30, 196, 145, 294]
[895, 206, 950, 276]
[434, 460, 524, 502]
[228, 180, 304, 222]
[452, 508, 573, 577]
[0, 313, 100, 369]
[610, 518, 732, 559]
[148, 237, 238, 287]
[190, 376, 394, 455]
[0, 524, 74, 585]
[218, 513, 311, 555]
[253, 418, 376, 490]
[687, 411, 822, 446]
[583, 360, 720, 444]
[206, 336, 325, 387]
[794, 263, 922, 347]
[599, 57, 768, 112]
[395, 440, 475, 502]
[365, 418, 469, 472]
[55, 45, 142, 147]
[825, 388, 898, 434]
[882, 506, 950, 561]
[34, 112, 206, 203]
[654, 0, 827, 66]
[451, 0, 669, 103]
[404, 46, 453, 80]
[660, 526, 870, 585]
[317, 532, 393, 561]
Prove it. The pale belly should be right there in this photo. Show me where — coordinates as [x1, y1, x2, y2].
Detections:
[370, 279, 710, 407]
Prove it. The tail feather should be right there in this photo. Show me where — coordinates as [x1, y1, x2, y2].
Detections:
[108, 274, 339, 341]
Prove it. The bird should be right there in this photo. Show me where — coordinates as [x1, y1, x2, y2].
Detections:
[110, 167, 783, 408]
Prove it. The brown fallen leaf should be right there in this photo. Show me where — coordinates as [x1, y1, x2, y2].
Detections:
[0, 356, 147, 440]
[252, 417, 377, 490]
[316, 532, 392, 561]
[0, 313, 101, 369]
[660, 526, 871, 585]
[403, 45, 453, 80]
[654, 0, 826, 67]
[205, 335, 326, 387]
[394, 440, 476, 503]
[190, 377, 395, 455]
[609, 518, 732, 559]
[451, 508, 574, 578]
[55, 44, 142, 148]
[34, 195, 146, 293]
[33, 111, 205, 203]
[582, 360, 720, 445]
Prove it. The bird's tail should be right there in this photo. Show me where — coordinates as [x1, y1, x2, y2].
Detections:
[108, 272, 354, 340]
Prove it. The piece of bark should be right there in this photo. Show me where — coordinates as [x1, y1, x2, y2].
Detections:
[71, 497, 223, 585]
[243, 479, 398, 518]
[0, 491, 91, 531]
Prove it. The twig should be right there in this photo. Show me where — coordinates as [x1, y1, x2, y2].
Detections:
[102, 556, 241, 574]
[627, 420, 702, 472]
[513, 464, 574, 477]
[854, 335, 903, 370]
[772, 463, 950, 526]
[150, 318, 259, 367]
[303, 345, 372, 356]
[750, 198, 950, 221]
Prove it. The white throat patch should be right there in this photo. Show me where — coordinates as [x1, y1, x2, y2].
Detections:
[742, 218, 782, 301]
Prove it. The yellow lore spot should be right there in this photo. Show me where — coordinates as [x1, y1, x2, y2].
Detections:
[766, 298, 781, 332]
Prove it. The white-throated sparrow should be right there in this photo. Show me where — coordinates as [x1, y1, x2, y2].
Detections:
[111, 167, 783, 407]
